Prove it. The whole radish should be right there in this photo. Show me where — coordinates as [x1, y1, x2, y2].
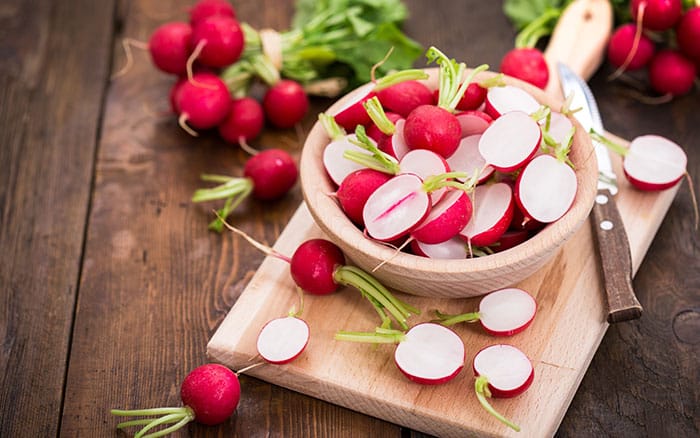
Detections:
[218, 97, 265, 145]
[607, 24, 655, 71]
[376, 80, 434, 118]
[192, 148, 298, 232]
[630, 0, 682, 31]
[189, 0, 237, 25]
[499, 47, 549, 89]
[263, 79, 309, 129]
[148, 21, 193, 75]
[648, 49, 697, 96]
[336, 168, 393, 226]
[111, 364, 240, 435]
[175, 72, 232, 134]
[190, 15, 244, 68]
[676, 7, 700, 61]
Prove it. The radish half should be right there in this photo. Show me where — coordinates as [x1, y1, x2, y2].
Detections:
[623, 135, 687, 190]
[484, 85, 540, 119]
[459, 182, 514, 247]
[323, 134, 371, 186]
[456, 110, 492, 137]
[478, 111, 542, 172]
[394, 323, 465, 385]
[446, 135, 494, 184]
[399, 149, 451, 205]
[515, 154, 577, 223]
[256, 316, 310, 364]
[411, 189, 471, 244]
[410, 236, 468, 259]
[379, 118, 410, 160]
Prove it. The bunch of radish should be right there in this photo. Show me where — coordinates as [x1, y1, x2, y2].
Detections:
[322, 46, 581, 260]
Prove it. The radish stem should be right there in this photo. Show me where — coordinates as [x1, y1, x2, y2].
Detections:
[475, 376, 520, 432]
[335, 327, 406, 343]
[345, 125, 400, 174]
[433, 309, 480, 326]
[589, 131, 630, 157]
[318, 113, 347, 140]
[192, 175, 254, 232]
[364, 96, 396, 135]
[374, 69, 430, 91]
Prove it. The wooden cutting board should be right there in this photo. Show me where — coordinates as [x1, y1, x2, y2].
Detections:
[208, 1, 680, 435]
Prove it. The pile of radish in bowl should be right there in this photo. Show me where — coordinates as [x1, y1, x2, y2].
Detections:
[300, 47, 598, 298]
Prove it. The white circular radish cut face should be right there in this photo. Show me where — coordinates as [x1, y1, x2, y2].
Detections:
[517, 154, 577, 223]
[541, 111, 573, 146]
[446, 135, 494, 183]
[478, 111, 541, 172]
[456, 110, 492, 137]
[394, 323, 465, 384]
[460, 182, 513, 243]
[363, 173, 430, 241]
[624, 135, 687, 187]
[473, 344, 533, 392]
[389, 119, 410, 161]
[413, 237, 468, 259]
[257, 316, 310, 364]
[331, 82, 375, 116]
[323, 134, 372, 186]
[399, 149, 449, 205]
[478, 288, 537, 335]
[485, 85, 540, 118]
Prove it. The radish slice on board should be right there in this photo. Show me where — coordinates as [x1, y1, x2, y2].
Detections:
[477, 288, 537, 336]
[515, 154, 577, 223]
[411, 236, 468, 259]
[478, 111, 542, 172]
[323, 134, 372, 186]
[363, 173, 431, 242]
[446, 135, 494, 184]
[256, 316, 310, 364]
[623, 135, 687, 190]
[456, 110, 492, 137]
[460, 182, 514, 247]
[484, 85, 540, 119]
[399, 149, 450, 205]
[394, 323, 465, 385]
[411, 190, 471, 244]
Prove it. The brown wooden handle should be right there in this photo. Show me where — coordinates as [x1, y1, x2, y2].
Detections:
[590, 189, 643, 323]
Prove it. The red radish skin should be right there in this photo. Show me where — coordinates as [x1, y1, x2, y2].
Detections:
[676, 7, 700, 61]
[336, 168, 393, 225]
[148, 22, 193, 75]
[377, 80, 435, 118]
[478, 111, 542, 172]
[492, 229, 530, 253]
[290, 239, 345, 295]
[607, 24, 655, 70]
[333, 82, 376, 131]
[367, 112, 403, 144]
[623, 135, 687, 190]
[410, 236, 468, 259]
[176, 72, 232, 130]
[189, 0, 237, 25]
[256, 316, 310, 364]
[499, 47, 549, 89]
[263, 79, 309, 128]
[393, 323, 465, 385]
[459, 182, 514, 247]
[111, 363, 240, 435]
[456, 110, 492, 137]
[648, 50, 697, 96]
[515, 154, 577, 223]
[218, 97, 265, 144]
[190, 15, 244, 68]
[169, 77, 187, 114]
[379, 119, 410, 160]
[411, 190, 472, 244]
[446, 134, 494, 184]
[631, 0, 682, 31]
[244, 149, 298, 200]
[484, 85, 540, 119]
[404, 105, 462, 158]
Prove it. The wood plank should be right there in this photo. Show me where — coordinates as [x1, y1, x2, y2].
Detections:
[0, 1, 114, 436]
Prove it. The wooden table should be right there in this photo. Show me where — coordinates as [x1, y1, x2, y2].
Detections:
[1, 0, 698, 436]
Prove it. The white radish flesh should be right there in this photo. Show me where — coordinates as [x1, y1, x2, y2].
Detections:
[478, 288, 537, 336]
[623, 135, 687, 190]
[478, 111, 542, 172]
[446, 134, 494, 184]
[363, 173, 430, 242]
[456, 110, 492, 137]
[516, 154, 577, 223]
[473, 344, 534, 398]
[484, 85, 540, 119]
[323, 134, 372, 186]
[411, 190, 471, 244]
[542, 111, 573, 146]
[256, 316, 310, 364]
[460, 182, 514, 247]
[394, 323, 465, 385]
[411, 236, 468, 259]
[380, 119, 410, 161]
[399, 149, 450, 205]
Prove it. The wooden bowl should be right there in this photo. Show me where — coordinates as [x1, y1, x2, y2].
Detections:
[300, 69, 597, 298]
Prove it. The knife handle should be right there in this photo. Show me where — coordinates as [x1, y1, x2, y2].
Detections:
[590, 189, 643, 323]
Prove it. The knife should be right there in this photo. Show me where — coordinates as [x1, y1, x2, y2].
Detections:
[557, 62, 642, 323]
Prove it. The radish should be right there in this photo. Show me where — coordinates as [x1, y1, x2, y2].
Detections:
[398, 148, 451, 205]
[445, 134, 494, 184]
[263, 79, 309, 128]
[540, 110, 574, 147]
[217, 97, 265, 146]
[433, 287, 537, 336]
[410, 236, 468, 259]
[459, 182, 514, 248]
[492, 229, 531, 252]
[336, 168, 393, 226]
[367, 111, 403, 144]
[630, 0, 682, 31]
[379, 119, 410, 160]
[456, 82, 488, 111]
[483, 84, 540, 119]
[607, 24, 655, 71]
[256, 316, 310, 364]
[676, 7, 700, 61]
[647, 49, 697, 96]
[478, 110, 542, 172]
[376, 80, 435, 117]
[111, 363, 240, 435]
[192, 148, 298, 232]
[362, 96, 409, 160]
[515, 154, 577, 223]
[335, 323, 465, 385]
[148, 21, 193, 75]
[190, 15, 244, 68]
[319, 114, 373, 186]
[411, 189, 472, 244]
[499, 47, 549, 89]
[189, 0, 237, 25]
[175, 72, 232, 134]
[472, 344, 534, 431]
[455, 110, 492, 137]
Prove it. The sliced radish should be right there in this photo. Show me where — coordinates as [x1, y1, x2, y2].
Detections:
[399, 149, 450, 205]
[456, 110, 493, 137]
[256, 316, 310, 364]
[323, 134, 372, 186]
[515, 154, 577, 223]
[492, 229, 530, 252]
[331, 82, 376, 131]
[379, 118, 410, 161]
[541, 111, 574, 146]
[394, 323, 465, 385]
[410, 236, 468, 259]
[446, 134, 495, 184]
[460, 182, 514, 247]
[484, 85, 540, 119]
[363, 173, 431, 242]
[411, 190, 471, 244]
[336, 168, 393, 226]
[478, 111, 541, 172]
[623, 135, 687, 190]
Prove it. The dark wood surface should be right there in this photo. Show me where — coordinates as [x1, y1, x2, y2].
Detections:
[1, 0, 697, 437]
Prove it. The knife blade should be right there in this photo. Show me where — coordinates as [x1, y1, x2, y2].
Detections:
[557, 62, 642, 323]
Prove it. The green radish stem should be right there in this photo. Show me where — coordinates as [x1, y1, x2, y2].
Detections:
[318, 113, 347, 140]
[422, 171, 478, 194]
[475, 376, 521, 432]
[426, 46, 489, 112]
[111, 407, 195, 438]
[345, 125, 400, 174]
[432, 309, 480, 326]
[589, 130, 630, 157]
[513, 8, 561, 49]
[192, 175, 254, 232]
[335, 326, 407, 343]
[373, 69, 430, 91]
[364, 96, 395, 135]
